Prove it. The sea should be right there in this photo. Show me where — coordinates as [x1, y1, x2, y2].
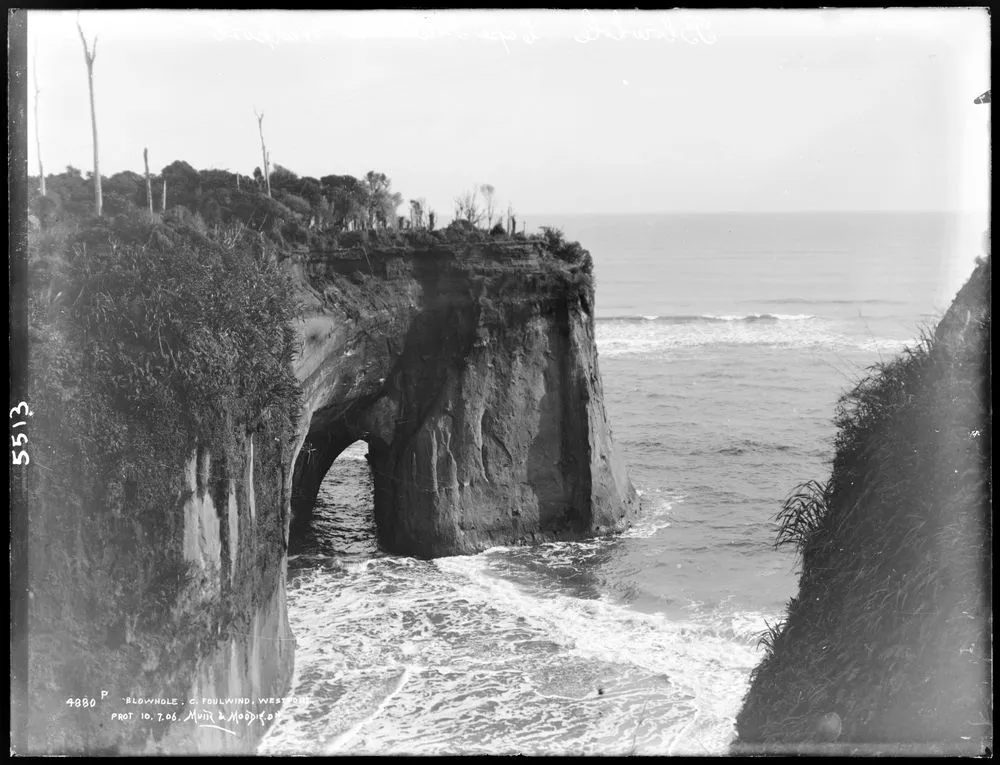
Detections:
[259, 211, 987, 756]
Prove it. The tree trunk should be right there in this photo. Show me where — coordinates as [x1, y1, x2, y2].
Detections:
[143, 147, 153, 214]
[162, 178, 167, 213]
[87, 67, 101, 216]
[255, 109, 272, 198]
[77, 20, 101, 217]
[33, 51, 45, 197]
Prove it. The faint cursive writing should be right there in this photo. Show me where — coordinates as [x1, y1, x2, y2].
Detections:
[573, 11, 717, 45]
[417, 18, 541, 54]
[211, 25, 319, 48]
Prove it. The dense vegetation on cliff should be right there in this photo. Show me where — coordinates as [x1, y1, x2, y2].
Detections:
[28, 163, 569, 256]
[735, 255, 991, 753]
[26, 209, 303, 752]
[31, 162, 409, 239]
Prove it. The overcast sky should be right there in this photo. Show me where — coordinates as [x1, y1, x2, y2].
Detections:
[24, 9, 990, 217]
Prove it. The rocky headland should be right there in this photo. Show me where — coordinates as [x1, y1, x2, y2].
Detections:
[22, 210, 638, 754]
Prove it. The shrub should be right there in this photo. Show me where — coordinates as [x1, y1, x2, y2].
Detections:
[538, 225, 590, 266]
[405, 230, 439, 249]
[277, 191, 312, 219]
[774, 480, 830, 552]
[336, 229, 369, 249]
[539, 226, 565, 249]
[280, 219, 309, 246]
[443, 218, 489, 243]
[163, 205, 209, 237]
[160, 160, 202, 210]
[32, 191, 64, 227]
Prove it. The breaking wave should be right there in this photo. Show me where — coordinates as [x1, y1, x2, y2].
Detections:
[597, 313, 816, 324]
[595, 314, 913, 357]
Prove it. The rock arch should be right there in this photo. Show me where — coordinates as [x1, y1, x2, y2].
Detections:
[287, 244, 639, 559]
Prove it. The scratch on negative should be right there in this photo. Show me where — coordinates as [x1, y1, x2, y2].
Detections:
[199, 724, 238, 736]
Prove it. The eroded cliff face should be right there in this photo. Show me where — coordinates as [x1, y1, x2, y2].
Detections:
[287, 241, 639, 557]
[27, 423, 294, 755]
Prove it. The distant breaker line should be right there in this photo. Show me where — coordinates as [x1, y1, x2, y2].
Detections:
[596, 313, 817, 324]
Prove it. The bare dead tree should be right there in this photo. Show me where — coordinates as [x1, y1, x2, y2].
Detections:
[480, 184, 496, 229]
[409, 199, 424, 229]
[33, 45, 45, 197]
[162, 177, 167, 213]
[77, 16, 102, 216]
[143, 147, 153, 214]
[254, 107, 272, 198]
[506, 203, 515, 235]
[454, 187, 483, 226]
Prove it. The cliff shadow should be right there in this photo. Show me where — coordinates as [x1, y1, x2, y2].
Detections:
[526, 298, 589, 537]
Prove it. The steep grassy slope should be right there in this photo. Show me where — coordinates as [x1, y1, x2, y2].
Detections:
[735, 255, 991, 755]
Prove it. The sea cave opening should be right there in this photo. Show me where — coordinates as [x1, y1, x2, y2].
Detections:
[288, 435, 382, 559]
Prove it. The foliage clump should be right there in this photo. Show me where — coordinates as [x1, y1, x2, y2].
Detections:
[29, 164, 593, 273]
[539, 226, 592, 267]
[29, 163, 411, 250]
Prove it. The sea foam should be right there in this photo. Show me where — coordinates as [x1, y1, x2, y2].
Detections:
[262, 516, 777, 757]
[596, 314, 913, 358]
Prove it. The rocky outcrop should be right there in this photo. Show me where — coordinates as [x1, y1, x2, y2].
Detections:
[26, 420, 294, 755]
[24, 223, 637, 756]
[733, 254, 991, 755]
[287, 240, 639, 557]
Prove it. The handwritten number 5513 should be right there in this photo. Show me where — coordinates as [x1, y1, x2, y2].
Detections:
[10, 401, 33, 465]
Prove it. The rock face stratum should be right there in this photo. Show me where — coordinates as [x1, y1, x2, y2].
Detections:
[287, 239, 639, 557]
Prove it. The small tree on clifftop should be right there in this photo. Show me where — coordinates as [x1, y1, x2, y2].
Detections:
[480, 184, 496, 229]
[409, 198, 424, 229]
[454, 187, 482, 227]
